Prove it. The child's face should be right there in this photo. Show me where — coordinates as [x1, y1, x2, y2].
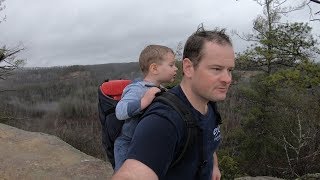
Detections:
[157, 52, 178, 83]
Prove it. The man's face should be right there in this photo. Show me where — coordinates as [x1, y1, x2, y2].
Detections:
[191, 42, 235, 102]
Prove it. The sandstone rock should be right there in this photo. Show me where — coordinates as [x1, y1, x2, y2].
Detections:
[297, 173, 320, 180]
[0, 123, 113, 180]
[235, 176, 284, 180]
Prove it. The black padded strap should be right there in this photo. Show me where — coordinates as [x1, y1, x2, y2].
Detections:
[196, 129, 206, 176]
[154, 91, 199, 168]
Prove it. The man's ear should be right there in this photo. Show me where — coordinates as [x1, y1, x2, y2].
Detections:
[182, 58, 193, 77]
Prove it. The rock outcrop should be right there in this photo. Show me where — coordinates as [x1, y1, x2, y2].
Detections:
[0, 123, 113, 180]
[235, 177, 284, 180]
[297, 173, 320, 180]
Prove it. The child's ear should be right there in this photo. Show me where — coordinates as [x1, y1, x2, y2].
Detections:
[183, 58, 193, 77]
[149, 63, 159, 74]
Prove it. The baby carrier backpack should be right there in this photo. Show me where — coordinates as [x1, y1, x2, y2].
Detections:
[98, 79, 199, 169]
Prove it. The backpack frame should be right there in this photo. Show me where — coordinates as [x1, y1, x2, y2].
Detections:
[97, 80, 200, 169]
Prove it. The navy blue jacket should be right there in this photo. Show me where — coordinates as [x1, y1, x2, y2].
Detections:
[127, 85, 222, 180]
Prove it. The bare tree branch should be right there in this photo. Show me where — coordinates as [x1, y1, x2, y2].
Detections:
[0, 89, 16, 93]
[0, 45, 25, 80]
[310, 0, 320, 4]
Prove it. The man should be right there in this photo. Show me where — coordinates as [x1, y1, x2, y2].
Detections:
[112, 26, 235, 180]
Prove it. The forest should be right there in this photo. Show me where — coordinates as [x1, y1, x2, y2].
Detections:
[1, 61, 319, 179]
[1, 0, 320, 179]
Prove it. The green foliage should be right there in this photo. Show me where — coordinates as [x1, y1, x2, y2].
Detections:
[219, 155, 241, 179]
[229, 0, 320, 178]
[235, 62, 320, 177]
[264, 62, 320, 89]
[0, 111, 10, 124]
[238, 22, 319, 73]
[218, 126, 246, 176]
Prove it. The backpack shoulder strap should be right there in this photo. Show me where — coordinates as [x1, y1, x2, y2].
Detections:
[209, 101, 222, 125]
[153, 91, 198, 167]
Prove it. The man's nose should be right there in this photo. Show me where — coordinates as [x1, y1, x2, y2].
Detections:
[221, 70, 232, 84]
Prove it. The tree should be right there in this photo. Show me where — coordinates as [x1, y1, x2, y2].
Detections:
[235, 0, 320, 21]
[232, 0, 320, 178]
[0, 46, 25, 80]
[263, 62, 320, 177]
[237, 22, 319, 73]
[0, 0, 6, 23]
[0, 0, 25, 124]
[310, 0, 320, 4]
[0, 0, 25, 81]
[308, 0, 320, 21]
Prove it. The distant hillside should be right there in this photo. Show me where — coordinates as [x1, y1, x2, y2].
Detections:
[2, 62, 142, 88]
[0, 62, 144, 160]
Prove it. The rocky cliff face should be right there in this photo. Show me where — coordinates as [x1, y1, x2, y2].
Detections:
[0, 123, 113, 180]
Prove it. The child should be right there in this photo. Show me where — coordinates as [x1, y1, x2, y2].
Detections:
[114, 45, 178, 171]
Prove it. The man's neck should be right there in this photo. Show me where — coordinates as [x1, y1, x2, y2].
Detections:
[180, 81, 208, 115]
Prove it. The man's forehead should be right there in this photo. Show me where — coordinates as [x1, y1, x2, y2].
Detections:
[201, 42, 234, 56]
[198, 43, 235, 66]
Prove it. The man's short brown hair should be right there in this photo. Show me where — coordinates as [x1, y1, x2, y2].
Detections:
[139, 45, 174, 75]
[183, 24, 232, 68]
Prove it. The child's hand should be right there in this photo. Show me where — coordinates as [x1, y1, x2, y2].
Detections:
[141, 87, 161, 110]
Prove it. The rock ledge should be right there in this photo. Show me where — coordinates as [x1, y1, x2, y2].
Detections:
[0, 123, 113, 180]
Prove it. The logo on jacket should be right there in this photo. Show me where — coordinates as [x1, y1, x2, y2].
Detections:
[213, 126, 221, 141]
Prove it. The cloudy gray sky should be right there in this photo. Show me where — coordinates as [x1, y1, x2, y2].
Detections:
[0, 0, 319, 67]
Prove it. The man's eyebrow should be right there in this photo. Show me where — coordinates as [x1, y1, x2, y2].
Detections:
[208, 65, 235, 68]
[208, 65, 224, 67]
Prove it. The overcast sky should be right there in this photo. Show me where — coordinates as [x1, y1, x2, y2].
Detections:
[0, 0, 319, 67]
